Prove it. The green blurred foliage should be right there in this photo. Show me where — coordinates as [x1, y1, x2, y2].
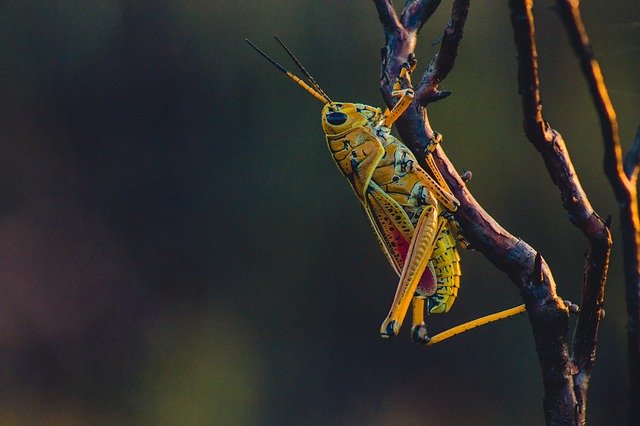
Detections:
[0, 1, 638, 424]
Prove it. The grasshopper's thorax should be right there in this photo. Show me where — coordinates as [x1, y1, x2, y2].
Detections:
[321, 102, 381, 138]
[323, 102, 383, 179]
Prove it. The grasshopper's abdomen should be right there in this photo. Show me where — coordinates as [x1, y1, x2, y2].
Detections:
[425, 224, 461, 314]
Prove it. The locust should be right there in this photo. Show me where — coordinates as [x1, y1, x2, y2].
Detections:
[247, 37, 526, 345]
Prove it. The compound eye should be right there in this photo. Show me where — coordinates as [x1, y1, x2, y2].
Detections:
[326, 111, 347, 126]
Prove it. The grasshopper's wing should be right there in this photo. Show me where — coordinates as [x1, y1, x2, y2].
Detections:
[363, 182, 437, 296]
[362, 182, 411, 275]
[327, 127, 405, 272]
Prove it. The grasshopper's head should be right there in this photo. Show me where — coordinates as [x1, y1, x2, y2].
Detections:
[321, 102, 382, 137]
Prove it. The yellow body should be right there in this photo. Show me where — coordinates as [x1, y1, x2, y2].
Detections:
[323, 103, 461, 320]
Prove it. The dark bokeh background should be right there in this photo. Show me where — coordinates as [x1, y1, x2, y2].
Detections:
[0, 1, 638, 424]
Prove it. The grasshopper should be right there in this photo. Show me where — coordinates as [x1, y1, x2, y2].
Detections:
[247, 37, 525, 344]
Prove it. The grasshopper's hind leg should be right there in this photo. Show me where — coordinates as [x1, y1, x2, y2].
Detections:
[380, 205, 441, 338]
[410, 298, 430, 344]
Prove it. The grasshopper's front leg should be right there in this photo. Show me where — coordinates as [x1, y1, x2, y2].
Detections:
[380, 88, 414, 128]
[380, 62, 416, 128]
[380, 204, 441, 337]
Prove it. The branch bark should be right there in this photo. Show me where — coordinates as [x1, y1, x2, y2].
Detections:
[623, 127, 640, 182]
[555, 1, 640, 423]
[510, 1, 611, 420]
[372, 0, 613, 423]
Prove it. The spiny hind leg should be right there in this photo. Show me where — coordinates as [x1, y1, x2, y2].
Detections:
[380, 205, 440, 338]
[410, 297, 430, 344]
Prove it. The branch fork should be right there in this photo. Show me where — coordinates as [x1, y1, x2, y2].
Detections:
[370, 0, 623, 422]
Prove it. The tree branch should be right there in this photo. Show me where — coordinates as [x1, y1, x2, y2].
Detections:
[373, 0, 402, 34]
[510, 1, 612, 420]
[375, 2, 580, 422]
[401, 0, 443, 33]
[431, 146, 578, 425]
[371, 0, 627, 422]
[415, 0, 470, 104]
[555, 1, 640, 422]
[555, 0, 627, 201]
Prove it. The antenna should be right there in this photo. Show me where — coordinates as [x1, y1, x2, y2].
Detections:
[273, 36, 332, 103]
[245, 38, 329, 104]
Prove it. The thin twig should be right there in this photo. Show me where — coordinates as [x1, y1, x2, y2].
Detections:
[415, 0, 470, 104]
[555, 0, 626, 200]
[373, 0, 401, 34]
[401, 0, 443, 32]
[555, 1, 640, 423]
[510, 1, 611, 420]
[624, 126, 640, 182]
[374, 1, 576, 421]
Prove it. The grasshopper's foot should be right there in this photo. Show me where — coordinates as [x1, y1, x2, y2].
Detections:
[411, 323, 431, 345]
[426, 132, 443, 153]
[380, 318, 399, 338]
[406, 53, 417, 73]
[563, 299, 581, 315]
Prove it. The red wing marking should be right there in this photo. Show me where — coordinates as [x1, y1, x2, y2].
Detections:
[365, 189, 437, 295]
[415, 263, 437, 297]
